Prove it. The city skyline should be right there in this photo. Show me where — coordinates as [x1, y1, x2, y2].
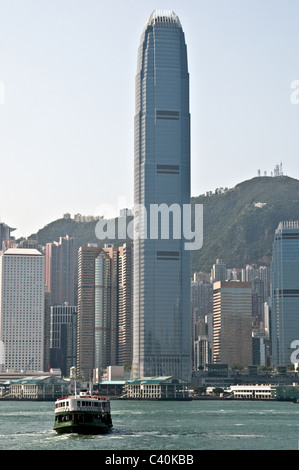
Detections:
[0, 4, 298, 377]
[1, 1, 299, 238]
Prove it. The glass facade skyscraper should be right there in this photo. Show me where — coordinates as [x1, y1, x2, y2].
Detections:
[132, 11, 191, 381]
[271, 221, 299, 366]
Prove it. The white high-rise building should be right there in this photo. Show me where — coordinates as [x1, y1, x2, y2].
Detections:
[0, 249, 45, 373]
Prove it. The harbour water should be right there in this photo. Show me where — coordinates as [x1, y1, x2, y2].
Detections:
[0, 399, 299, 451]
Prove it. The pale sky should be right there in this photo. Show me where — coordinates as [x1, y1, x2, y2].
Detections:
[0, 0, 299, 238]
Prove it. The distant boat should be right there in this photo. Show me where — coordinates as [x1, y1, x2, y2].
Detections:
[53, 390, 113, 434]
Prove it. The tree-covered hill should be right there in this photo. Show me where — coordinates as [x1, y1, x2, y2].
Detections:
[21, 216, 133, 254]
[191, 175, 299, 271]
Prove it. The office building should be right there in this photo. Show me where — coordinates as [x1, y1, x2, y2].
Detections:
[78, 243, 133, 381]
[271, 221, 299, 366]
[94, 244, 133, 374]
[118, 243, 134, 365]
[44, 288, 51, 372]
[0, 222, 16, 251]
[211, 259, 227, 283]
[191, 280, 213, 322]
[213, 281, 253, 367]
[191, 280, 213, 369]
[45, 235, 75, 306]
[0, 249, 45, 373]
[194, 335, 211, 370]
[193, 316, 212, 370]
[132, 10, 191, 381]
[50, 304, 77, 376]
[77, 245, 100, 380]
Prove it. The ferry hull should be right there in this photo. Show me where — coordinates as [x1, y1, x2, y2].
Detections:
[54, 412, 112, 435]
[54, 423, 112, 435]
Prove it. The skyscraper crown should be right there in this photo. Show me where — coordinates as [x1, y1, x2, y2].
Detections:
[146, 10, 181, 28]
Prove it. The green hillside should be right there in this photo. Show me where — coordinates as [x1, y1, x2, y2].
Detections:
[21, 175, 299, 274]
[22, 216, 133, 254]
[191, 175, 299, 271]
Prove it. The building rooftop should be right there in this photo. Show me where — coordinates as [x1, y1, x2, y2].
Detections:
[3, 248, 42, 256]
[276, 221, 299, 231]
[146, 10, 181, 29]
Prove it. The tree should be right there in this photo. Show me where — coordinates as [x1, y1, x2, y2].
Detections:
[193, 385, 206, 395]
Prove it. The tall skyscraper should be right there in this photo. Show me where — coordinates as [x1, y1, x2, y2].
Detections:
[94, 245, 119, 373]
[77, 245, 100, 380]
[78, 243, 133, 380]
[213, 281, 253, 367]
[271, 221, 299, 366]
[132, 10, 191, 381]
[50, 304, 77, 376]
[118, 243, 134, 365]
[45, 235, 75, 306]
[94, 243, 133, 373]
[211, 259, 227, 283]
[0, 249, 45, 373]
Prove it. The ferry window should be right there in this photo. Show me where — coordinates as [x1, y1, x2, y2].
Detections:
[66, 401, 69, 406]
[77, 401, 80, 407]
[82, 401, 85, 406]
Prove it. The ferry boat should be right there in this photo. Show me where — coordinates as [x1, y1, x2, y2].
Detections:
[53, 390, 113, 434]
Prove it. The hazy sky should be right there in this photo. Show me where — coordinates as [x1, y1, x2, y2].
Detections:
[0, 0, 299, 238]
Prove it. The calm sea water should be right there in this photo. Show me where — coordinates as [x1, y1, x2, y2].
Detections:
[0, 399, 299, 451]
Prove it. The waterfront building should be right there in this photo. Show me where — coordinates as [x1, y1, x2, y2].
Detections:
[213, 281, 253, 367]
[271, 221, 299, 366]
[50, 304, 77, 376]
[228, 384, 275, 400]
[132, 10, 191, 381]
[0, 249, 45, 373]
[7, 375, 70, 400]
[123, 376, 190, 399]
[45, 235, 75, 306]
